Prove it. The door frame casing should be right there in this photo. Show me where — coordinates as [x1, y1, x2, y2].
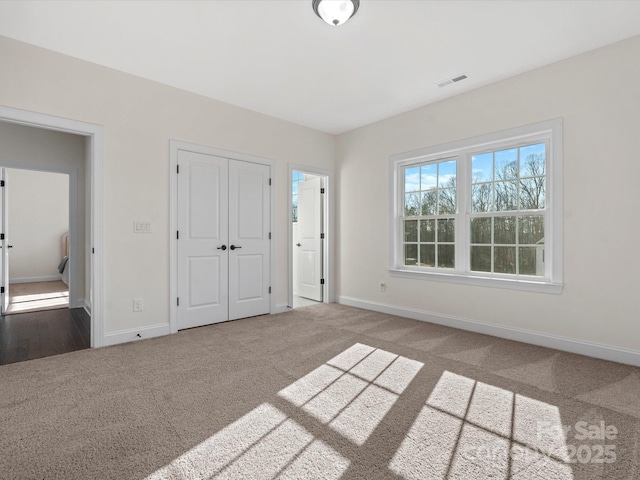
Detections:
[288, 164, 333, 308]
[169, 140, 275, 334]
[0, 168, 7, 314]
[0, 165, 79, 309]
[294, 176, 323, 302]
[0, 106, 104, 348]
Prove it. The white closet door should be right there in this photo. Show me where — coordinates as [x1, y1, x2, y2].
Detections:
[296, 177, 323, 301]
[228, 159, 270, 320]
[177, 150, 229, 329]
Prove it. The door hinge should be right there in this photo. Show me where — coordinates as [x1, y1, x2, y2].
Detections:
[0, 180, 4, 187]
[269, 232, 271, 240]
[0, 287, 4, 294]
[177, 297, 180, 306]
[177, 165, 180, 174]
[320, 187, 325, 194]
[176, 231, 179, 239]
[92, 247, 95, 254]
[268, 286, 271, 294]
[320, 233, 325, 239]
[320, 279, 325, 285]
[0, 233, 4, 240]
[269, 178, 272, 186]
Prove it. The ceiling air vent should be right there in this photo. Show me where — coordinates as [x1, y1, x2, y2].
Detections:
[436, 74, 468, 88]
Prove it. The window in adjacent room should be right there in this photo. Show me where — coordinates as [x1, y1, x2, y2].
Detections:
[292, 170, 304, 222]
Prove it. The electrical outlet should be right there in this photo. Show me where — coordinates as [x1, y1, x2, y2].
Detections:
[133, 298, 144, 312]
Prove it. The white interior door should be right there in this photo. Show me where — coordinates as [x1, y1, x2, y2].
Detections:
[228, 160, 271, 320]
[177, 151, 229, 329]
[0, 168, 7, 314]
[296, 177, 323, 301]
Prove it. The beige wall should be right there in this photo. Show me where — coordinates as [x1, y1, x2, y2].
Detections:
[2, 32, 638, 352]
[0, 121, 86, 301]
[0, 35, 335, 333]
[7, 168, 69, 282]
[336, 35, 640, 351]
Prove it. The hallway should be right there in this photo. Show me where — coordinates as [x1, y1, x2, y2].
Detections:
[7, 280, 69, 315]
[0, 307, 89, 365]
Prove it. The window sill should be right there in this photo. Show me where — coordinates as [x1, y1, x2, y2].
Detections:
[389, 268, 563, 294]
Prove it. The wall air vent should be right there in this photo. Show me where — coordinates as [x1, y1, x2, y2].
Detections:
[436, 74, 468, 88]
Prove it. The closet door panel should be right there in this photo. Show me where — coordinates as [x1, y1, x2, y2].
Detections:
[228, 160, 270, 320]
[177, 150, 229, 329]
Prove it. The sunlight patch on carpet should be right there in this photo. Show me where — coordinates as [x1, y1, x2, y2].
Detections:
[390, 370, 574, 480]
[279, 343, 424, 445]
[147, 342, 425, 479]
[145, 403, 349, 479]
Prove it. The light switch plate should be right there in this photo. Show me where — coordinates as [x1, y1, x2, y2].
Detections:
[134, 221, 151, 233]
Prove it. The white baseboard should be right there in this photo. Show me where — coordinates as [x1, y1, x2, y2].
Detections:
[337, 296, 640, 367]
[10, 275, 61, 284]
[83, 300, 91, 316]
[274, 303, 291, 314]
[106, 305, 290, 348]
[103, 323, 171, 347]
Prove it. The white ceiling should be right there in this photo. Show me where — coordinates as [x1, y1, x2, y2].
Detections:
[1, 1, 640, 134]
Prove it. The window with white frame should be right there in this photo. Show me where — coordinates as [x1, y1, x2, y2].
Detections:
[390, 120, 563, 293]
[403, 159, 457, 269]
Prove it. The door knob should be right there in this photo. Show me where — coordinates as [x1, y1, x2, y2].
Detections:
[217, 245, 227, 251]
[296, 243, 301, 247]
[7, 245, 12, 249]
[230, 245, 242, 250]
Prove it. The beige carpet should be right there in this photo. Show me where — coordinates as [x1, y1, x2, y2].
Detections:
[7, 280, 69, 314]
[0, 303, 638, 479]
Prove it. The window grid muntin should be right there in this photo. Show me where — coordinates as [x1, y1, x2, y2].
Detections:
[468, 140, 548, 279]
[471, 143, 546, 213]
[399, 140, 548, 279]
[402, 158, 457, 269]
[403, 217, 456, 268]
[390, 120, 561, 291]
[469, 211, 545, 277]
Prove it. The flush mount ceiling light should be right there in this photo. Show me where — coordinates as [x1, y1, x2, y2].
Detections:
[312, 0, 360, 26]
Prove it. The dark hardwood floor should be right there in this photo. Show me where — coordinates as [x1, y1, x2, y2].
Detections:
[0, 308, 90, 366]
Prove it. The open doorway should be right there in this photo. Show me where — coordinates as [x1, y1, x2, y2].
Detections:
[4, 168, 70, 314]
[290, 168, 329, 309]
[0, 106, 104, 352]
[0, 109, 103, 363]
